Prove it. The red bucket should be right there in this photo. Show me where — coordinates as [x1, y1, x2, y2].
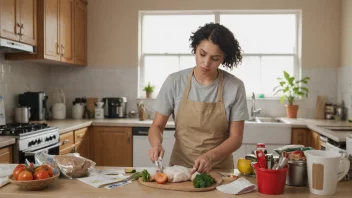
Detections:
[253, 162, 288, 195]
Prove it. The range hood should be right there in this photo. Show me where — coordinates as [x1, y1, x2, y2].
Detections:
[0, 38, 34, 53]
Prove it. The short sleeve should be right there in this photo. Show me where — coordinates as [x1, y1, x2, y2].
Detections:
[155, 75, 175, 116]
[230, 81, 249, 121]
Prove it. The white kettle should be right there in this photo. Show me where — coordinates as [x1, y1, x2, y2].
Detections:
[52, 89, 66, 119]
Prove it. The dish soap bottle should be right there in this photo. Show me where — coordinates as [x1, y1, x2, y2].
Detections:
[137, 102, 148, 121]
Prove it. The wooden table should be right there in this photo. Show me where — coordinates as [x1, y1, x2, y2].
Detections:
[1, 167, 351, 198]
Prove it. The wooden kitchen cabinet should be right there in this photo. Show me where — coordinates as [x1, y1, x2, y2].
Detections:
[0, 145, 13, 163]
[310, 130, 322, 150]
[0, 0, 37, 45]
[291, 128, 310, 147]
[93, 127, 132, 167]
[74, 127, 90, 159]
[74, 0, 87, 65]
[60, 145, 75, 155]
[5, 0, 87, 66]
[59, 131, 74, 151]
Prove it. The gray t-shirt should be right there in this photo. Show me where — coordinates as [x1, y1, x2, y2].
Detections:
[156, 68, 249, 123]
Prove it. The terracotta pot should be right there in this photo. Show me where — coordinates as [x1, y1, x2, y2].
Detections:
[286, 104, 299, 118]
[146, 92, 152, 98]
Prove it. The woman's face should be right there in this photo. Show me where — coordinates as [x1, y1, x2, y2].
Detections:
[195, 40, 225, 76]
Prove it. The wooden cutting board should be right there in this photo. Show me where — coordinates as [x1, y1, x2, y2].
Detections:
[138, 172, 223, 192]
[314, 96, 326, 119]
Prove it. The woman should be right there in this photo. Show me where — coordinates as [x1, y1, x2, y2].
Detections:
[148, 23, 249, 174]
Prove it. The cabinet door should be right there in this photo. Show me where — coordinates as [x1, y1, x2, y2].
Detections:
[291, 128, 310, 147]
[93, 127, 132, 166]
[74, 127, 89, 158]
[44, 0, 60, 61]
[310, 130, 322, 150]
[18, 0, 36, 45]
[74, 0, 87, 65]
[60, 145, 75, 155]
[59, 0, 74, 64]
[0, 146, 12, 163]
[0, 0, 20, 41]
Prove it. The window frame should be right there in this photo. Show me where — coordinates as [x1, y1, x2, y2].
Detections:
[138, 10, 302, 99]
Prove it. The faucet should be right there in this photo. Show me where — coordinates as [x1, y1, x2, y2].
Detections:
[250, 92, 261, 119]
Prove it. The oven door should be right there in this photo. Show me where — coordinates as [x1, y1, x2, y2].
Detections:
[19, 142, 61, 163]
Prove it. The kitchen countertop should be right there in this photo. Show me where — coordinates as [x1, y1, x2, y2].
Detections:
[39, 117, 352, 142]
[0, 137, 16, 148]
[0, 167, 351, 198]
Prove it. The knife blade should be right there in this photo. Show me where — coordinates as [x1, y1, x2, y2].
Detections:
[155, 156, 163, 173]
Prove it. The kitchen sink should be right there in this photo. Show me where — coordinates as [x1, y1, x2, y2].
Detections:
[255, 117, 284, 123]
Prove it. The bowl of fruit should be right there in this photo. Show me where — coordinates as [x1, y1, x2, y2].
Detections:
[8, 163, 59, 190]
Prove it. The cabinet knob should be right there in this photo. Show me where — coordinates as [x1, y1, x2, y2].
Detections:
[61, 44, 65, 56]
[62, 139, 70, 145]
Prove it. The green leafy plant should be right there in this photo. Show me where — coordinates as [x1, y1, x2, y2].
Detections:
[273, 71, 310, 105]
[143, 82, 155, 93]
[193, 173, 216, 188]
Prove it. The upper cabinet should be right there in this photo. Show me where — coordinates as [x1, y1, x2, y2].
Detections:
[74, 0, 87, 65]
[5, 0, 87, 66]
[0, 0, 37, 45]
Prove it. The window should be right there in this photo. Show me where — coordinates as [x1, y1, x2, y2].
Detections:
[139, 11, 300, 98]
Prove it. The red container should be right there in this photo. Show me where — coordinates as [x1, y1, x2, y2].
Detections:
[253, 162, 288, 195]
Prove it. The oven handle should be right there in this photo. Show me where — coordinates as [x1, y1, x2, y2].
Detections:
[24, 142, 61, 156]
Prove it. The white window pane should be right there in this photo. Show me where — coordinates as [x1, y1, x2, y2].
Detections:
[144, 56, 179, 94]
[261, 56, 295, 95]
[221, 57, 261, 95]
[142, 15, 214, 54]
[179, 56, 196, 70]
[220, 14, 296, 54]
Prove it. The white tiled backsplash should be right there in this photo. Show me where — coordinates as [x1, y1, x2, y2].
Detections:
[337, 66, 352, 119]
[0, 52, 347, 121]
[0, 54, 50, 123]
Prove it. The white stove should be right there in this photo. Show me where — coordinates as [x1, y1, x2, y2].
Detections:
[0, 123, 60, 163]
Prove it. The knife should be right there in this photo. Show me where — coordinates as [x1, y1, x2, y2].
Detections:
[155, 156, 163, 173]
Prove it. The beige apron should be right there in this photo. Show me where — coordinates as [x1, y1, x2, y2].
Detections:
[169, 69, 234, 169]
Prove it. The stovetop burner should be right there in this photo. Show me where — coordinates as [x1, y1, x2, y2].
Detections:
[0, 123, 49, 136]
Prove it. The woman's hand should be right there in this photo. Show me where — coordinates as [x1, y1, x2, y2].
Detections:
[148, 145, 165, 163]
[191, 153, 214, 174]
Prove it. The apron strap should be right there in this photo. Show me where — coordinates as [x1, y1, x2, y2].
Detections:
[217, 70, 224, 103]
[181, 68, 194, 102]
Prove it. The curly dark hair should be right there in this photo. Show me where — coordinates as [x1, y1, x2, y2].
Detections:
[189, 23, 243, 69]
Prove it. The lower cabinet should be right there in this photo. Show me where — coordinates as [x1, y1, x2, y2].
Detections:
[92, 127, 132, 167]
[291, 128, 322, 150]
[59, 127, 90, 159]
[0, 145, 13, 163]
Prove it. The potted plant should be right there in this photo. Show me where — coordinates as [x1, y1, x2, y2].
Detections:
[273, 71, 310, 118]
[143, 82, 155, 99]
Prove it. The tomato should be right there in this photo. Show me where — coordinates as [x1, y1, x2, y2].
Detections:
[13, 166, 26, 180]
[33, 170, 49, 180]
[18, 170, 33, 181]
[15, 164, 26, 170]
[34, 165, 53, 177]
[154, 172, 168, 184]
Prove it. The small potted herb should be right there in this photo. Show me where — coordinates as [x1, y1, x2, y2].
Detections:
[143, 82, 155, 99]
[273, 71, 310, 118]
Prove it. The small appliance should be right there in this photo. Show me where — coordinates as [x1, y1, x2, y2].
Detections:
[102, 98, 118, 118]
[18, 92, 48, 121]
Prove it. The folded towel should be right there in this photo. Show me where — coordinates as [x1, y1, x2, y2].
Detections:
[216, 177, 256, 195]
[0, 164, 17, 188]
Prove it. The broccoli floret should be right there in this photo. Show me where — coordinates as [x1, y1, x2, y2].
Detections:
[193, 173, 216, 188]
[141, 169, 151, 182]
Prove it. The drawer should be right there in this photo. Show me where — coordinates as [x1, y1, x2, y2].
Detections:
[60, 131, 74, 150]
[75, 128, 88, 143]
[0, 146, 11, 155]
[60, 145, 75, 155]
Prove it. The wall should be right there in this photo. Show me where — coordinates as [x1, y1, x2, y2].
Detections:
[49, 0, 341, 119]
[339, 0, 352, 119]
[0, 54, 50, 123]
[87, 0, 341, 69]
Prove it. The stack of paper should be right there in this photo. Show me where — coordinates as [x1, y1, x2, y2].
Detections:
[216, 177, 256, 195]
